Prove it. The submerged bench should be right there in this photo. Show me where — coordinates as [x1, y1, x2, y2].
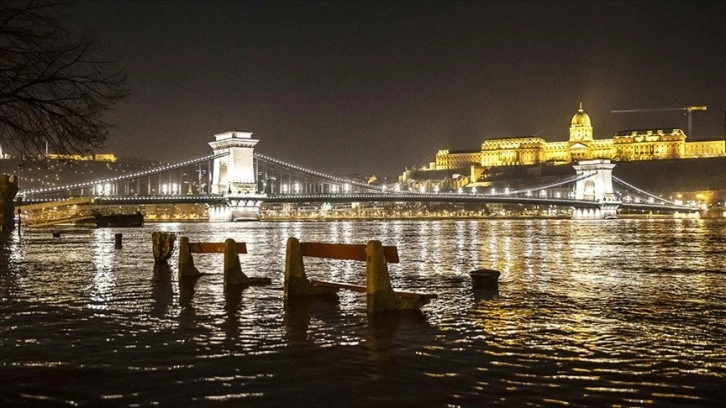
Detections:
[178, 236, 271, 286]
[284, 237, 436, 313]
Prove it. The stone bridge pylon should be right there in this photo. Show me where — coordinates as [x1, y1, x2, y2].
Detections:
[571, 159, 621, 219]
[209, 131, 259, 196]
[208, 131, 264, 221]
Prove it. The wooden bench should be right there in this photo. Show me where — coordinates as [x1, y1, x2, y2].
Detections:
[284, 237, 436, 313]
[178, 236, 270, 286]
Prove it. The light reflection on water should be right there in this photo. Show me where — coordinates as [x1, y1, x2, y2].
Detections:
[1, 219, 725, 407]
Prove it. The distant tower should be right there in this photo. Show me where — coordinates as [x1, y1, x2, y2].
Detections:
[569, 103, 593, 142]
[208, 131, 259, 196]
[568, 103, 594, 162]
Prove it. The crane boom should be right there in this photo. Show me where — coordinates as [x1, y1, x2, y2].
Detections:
[610, 105, 707, 137]
[611, 106, 707, 113]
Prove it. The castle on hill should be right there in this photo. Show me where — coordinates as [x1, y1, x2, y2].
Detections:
[401, 104, 725, 191]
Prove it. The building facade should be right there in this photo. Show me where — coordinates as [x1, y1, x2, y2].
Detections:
[431, 104, 724, 170]
[401, 104, 725, 191]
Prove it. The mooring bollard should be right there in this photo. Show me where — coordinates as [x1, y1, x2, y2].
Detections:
[115, 233, 123, 249]
[470, 268, 500, 289]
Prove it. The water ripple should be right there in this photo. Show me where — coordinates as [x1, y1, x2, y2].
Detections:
[1, 220, 725, 406]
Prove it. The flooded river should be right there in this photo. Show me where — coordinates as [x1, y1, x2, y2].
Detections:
[1, 219, 725, 406]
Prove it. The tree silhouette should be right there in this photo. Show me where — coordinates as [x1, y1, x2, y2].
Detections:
[0, 0, 129, 158]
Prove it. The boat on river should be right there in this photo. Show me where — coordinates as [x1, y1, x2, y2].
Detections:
[94, 211, 144, 227]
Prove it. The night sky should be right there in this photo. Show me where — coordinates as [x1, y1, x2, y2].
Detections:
[67, 1, 726, 178]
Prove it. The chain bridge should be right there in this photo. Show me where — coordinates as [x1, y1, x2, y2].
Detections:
[16, 131, 702, 225]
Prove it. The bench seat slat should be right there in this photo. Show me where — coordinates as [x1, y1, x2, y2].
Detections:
[310, 279, 437, 300]
[188, 242, 247, 254]
[394, 290, 438, 300]
[299, 242, 399, 263]
[310, 279, 366, 292]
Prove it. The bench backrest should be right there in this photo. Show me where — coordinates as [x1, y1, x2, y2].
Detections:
[188, 242, 247, 254]
[299, 242, 399, 263]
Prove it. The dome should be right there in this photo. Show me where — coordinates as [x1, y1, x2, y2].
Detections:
[571, 104, 591, 127]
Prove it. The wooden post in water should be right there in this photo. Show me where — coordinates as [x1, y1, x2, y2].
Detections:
[115, 233, 123, 249]
[152, 232, 176, 264]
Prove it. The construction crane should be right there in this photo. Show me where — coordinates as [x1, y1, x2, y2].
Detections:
[611, 105, 707, 137]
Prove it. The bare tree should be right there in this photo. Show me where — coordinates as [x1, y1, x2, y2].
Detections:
[0, 0, 128, 158]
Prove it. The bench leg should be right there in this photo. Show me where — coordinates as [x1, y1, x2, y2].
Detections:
[284, 237, 337, 298]
[224, 238, 270, 286]
[224, 238, 248, 285]
[178, 236, 200, 277]
[366, 240, 428, 312]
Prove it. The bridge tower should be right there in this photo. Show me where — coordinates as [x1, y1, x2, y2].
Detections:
[571, 159, 621, 219]
[208, 131, 264, 221]
[208, 131, 259, 195]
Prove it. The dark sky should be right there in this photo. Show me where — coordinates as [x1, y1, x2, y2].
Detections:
[68, 1, 726, 177]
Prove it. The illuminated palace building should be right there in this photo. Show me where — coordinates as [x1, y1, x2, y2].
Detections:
[402, 104, 725, 191]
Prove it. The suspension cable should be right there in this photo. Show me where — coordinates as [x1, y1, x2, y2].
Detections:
[254, 152, 381, 190]
[507, 171, 595, 195]
[24, 152, 229, 195]
[611, 175, 678, 205]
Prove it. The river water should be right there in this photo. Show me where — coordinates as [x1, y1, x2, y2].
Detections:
[1, 219, 725, 407]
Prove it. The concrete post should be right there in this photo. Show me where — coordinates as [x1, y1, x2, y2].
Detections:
[284, 236, 337, 298]
[224, 238, 246, 285]
[365, 240, 399, 313]
[365, 240, 429, 313]
[223, 238, 271, 286]
[152, 232, 176, 264]
[178, 236, 200, 277]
